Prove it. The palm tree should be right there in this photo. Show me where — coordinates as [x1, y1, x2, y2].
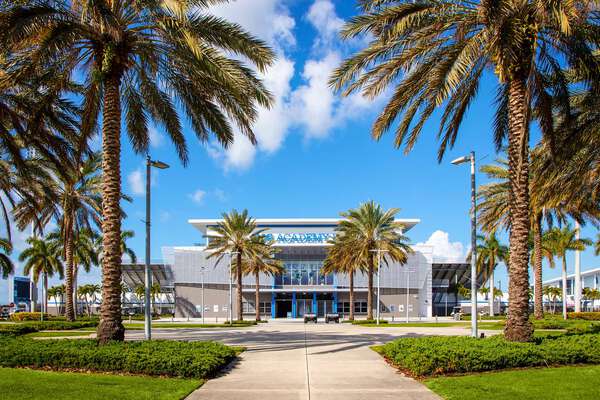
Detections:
[477, 155, 597, 319]
[241, 237, 283, 321]
[331, 0, 599, 342]
[544, 286, 562, 314]
[0, 237, 14, 279]
[467, 234, 508, 316]
[322, 234, 367, 321]
[78, 283, 101, 317]
[595, 234, 600, 256]
[47, 284, 65, 315]
[335, 201, 413, 320]
[19, 237, 64, 314]
[542, 225, 592, 319]
[2, 0, 275, 343]
[150, 282, 161, 315]
[134, 284, 146, 312]
[206, 210, 267, 322]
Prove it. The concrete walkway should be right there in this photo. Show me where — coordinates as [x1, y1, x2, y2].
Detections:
[146, 321, 447, 400]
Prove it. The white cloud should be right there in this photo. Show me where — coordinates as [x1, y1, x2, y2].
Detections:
[306, 0, 344, 51]
[127, 169, 144, 196]
[189, 189, 207, 205]
[214, 189, 228, 202]
[149, 126, 164, 148]
[159, 211, 171, 222]
[204, 0, 382, 171]
[416, 230, 465, 262]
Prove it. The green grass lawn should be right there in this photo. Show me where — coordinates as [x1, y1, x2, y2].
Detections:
[0, 367, 201, 400]
[24, 331, 92, 338]
[425, 365, 600, 400]
[360, 322, 469, 328]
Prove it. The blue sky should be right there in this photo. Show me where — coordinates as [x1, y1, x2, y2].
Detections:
[2, 0, 599, 302]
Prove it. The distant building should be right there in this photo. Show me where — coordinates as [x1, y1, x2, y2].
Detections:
[122, 217, 481, 319]
[543, 267, 600, 310]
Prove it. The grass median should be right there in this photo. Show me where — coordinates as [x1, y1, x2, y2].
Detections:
[0, 367, 201, 400]
[424, 365, 600, 400]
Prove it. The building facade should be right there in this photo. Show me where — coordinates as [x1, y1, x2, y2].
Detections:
[120, 217, 475, 319]
[543, 267, 600, 310]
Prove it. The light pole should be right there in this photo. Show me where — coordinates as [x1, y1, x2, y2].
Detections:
[145, 156, 170, 340]
[201, 266, 205, 324]
[451, 151, 478, 338]
[370, 248, 388, 325]
[226, 251, 239, 324]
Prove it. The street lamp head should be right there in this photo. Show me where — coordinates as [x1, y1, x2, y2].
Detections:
[150, 160, 170, 169]
[451, 155, 470, 165]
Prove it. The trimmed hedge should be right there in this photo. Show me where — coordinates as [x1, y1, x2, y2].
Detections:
[377, 334, 600, 377]
[0, 337, 239, 378]
[10, 312, 49, 322]
[349, 319, 389, 325]
[0, 320, 98, 336]
[568, 312, 600, 321]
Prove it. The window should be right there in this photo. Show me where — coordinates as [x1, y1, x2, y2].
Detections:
[259, 302, 271, 314]
[337, 302, 351, 314]
[354, 301, 368, 314]
[242, 301, 255, 313]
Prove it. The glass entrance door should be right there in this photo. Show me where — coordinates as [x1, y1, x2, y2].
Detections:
[296, 299, 312, 317]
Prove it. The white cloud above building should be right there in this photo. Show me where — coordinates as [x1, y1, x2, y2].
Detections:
[416, 230, 466, 263]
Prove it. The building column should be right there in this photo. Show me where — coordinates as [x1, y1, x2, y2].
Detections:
[333, 291, 338, 313]
[312, 292, 317, 315]
[292, 292, 297, 318]
[271, 292, 276, 319]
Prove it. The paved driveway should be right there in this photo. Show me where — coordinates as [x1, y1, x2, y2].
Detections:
[127, 321, 474, 400]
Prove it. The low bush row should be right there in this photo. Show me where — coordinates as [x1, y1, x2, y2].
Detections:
[349, 319, 388, 325]
[0, 320, 98, 336]
[0, 337, 239, 378]
[567, 312, 600, 321]
[9, 312, 49, 322]
[377, 333, 600, 377]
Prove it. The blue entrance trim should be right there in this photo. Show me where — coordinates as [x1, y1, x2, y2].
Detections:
[271, 292, 276, 319]
[333, 292, 338, 313]
[312, 292, 317, 315]
[292, 292, 297, 318]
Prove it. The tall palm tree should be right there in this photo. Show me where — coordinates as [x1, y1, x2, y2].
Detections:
[19, 237, 64, 314]
[477, 155, 598, 319]
[467, 234, 508, 316]
[2, 0, 275, 342]
[543, 285, 562, 314]
[150, 282, 161, 314]
[595, 234, 600, 256]
[47, 284, 65, 315]
[96, 230, 137, 264]
[542, 225, 592, 319]
[336, 201, 412, 320]
[206, 210, 267, 322]
[13, 150, 103, 321]
[322, 234, 366, 321]
[241, 237, 283, 321]
[331, 0, 600, 342]
[0, 237, 14, 279]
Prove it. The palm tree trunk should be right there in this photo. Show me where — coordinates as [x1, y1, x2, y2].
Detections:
[255, 270, 261, 322]
[533, 214, 544, 319]
[489, 266, 495, 317]
[97, 75, 125, 343]
[367, 254, 374, 320]
[349, 270, 354, 321]
[504, 77, 533, 342]
[73, 266, 78, 318]
[562, 256, 568, 320]
[44, 273, 48, 316]
[64, 216, 75, 321]
[236, 252, 243, 322]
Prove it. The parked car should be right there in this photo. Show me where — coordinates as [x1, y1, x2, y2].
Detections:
[325, 313, 339, 323]
[304, 313, 317, 323]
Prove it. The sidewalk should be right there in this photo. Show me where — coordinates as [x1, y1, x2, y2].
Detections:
[185, 321, 440, 400]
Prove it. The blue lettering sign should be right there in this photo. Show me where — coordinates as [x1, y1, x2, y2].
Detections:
[263, 232, 336, 244]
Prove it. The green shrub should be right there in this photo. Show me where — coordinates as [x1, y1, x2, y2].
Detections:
[566, 322, 600, 335]
[377, 334, 600, 377]
[0, 337, 239, 378]
[10, 312, 50, 322]
[567, 312, 600, 321]
[351, 319, 388, 325]
[0, 324, 39, 336]
[0, 320, 98, 336]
